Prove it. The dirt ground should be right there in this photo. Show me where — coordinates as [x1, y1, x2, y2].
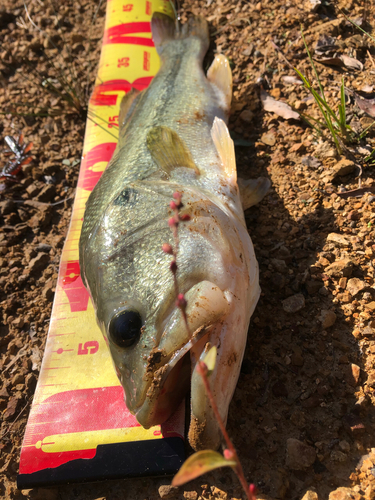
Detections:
[1, 0, 375, 499]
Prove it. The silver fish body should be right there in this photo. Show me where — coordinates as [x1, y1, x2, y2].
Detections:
[79, 14, 267, 450]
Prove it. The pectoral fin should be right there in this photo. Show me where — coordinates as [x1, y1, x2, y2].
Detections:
[207, 54, 232, 110]
[147, 126, 200, 176]
[119, 88, 141, 128]
[238, 177, 271, 210]
[211, 117, 236, 183]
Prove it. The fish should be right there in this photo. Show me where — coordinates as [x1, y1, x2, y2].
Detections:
[79, 12, 270, 451]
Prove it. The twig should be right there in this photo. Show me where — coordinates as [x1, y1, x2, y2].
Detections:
[1, 398, 32, 439]
[337, 186, 375, 198]
[3, 347, 28, 374]
[162, 192, 191, 334]
[270, 41, 294, 70]
[197, 362, 256, 500]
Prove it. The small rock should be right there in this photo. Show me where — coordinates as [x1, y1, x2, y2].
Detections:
[365, 485, 375, 500]
[11, 373, 24, 386]
[0, 200, 16, 215]
[270, 258, 288, 274]
[0, 386, 9, 398]
[42, 281, 55, 301]
[12, 317, 24, 328]
[3, 397, 20, 420]
[367, 373, 375, 387]
[282, 293, 305, 313]
[347, 210, 360, 221]
[183, 492, 198, 500]
[362, 326, 374, 337]
[330, 450, 347, 462]
[301, 491, 319, 500]
[332, 158, 356, 177]
[329, 487, 361, 500]
[26, 183, 41, 197]
[290, 142, 306, 153]
[325, 259, 354, 278]
[286, 438, 316, 470]
[294, 100, 307, 111]
[211, 486, 228, 500]
[338, 277, 347, 289]
[339, 440, 350, 452]
[327, 233, 350, 247]
[346, 278, 367, 296]
[239, 110, 254, 123]
[158, 485, 179, 499]
[260, 132, 276, 146]
[28, 252, 50, 274]
[35, 184, 56, 202]
[25, 373, 37, 393]
[320, 310, 336, 329]
[336, 291, 352, 303]
[314, 141, 337, 159]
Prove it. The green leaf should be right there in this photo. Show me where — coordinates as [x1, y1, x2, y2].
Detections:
[301, 28, 326, 101]
[62, 159, 71, 166]
[203, 346, 217, 376]
[172, 450, 236, 486]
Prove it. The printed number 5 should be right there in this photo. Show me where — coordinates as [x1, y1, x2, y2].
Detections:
[78, 341, 99, 355]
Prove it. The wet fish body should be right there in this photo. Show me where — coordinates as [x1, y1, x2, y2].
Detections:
[79, 14, 268, 450]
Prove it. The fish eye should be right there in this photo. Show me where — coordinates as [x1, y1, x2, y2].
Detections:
[108, 310, 143, 348]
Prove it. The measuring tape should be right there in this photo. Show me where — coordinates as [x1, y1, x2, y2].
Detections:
[18, 0, 185, 488]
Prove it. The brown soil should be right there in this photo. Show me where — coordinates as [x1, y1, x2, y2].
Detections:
[1, 1, 375, 499]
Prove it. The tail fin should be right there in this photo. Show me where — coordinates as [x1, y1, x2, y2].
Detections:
[151, 13, 209, 58]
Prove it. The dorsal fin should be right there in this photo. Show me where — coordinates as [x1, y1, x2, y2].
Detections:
[207, 54, 232, 111]
[147, 126, 200, 176]
[211, 117, 236, 183]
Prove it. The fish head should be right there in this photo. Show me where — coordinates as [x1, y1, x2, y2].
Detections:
[82, 182, 256, 448]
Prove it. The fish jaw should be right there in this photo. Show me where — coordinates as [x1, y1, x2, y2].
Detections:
[189, 278, 260, 451]
[133, 280, 230, 428]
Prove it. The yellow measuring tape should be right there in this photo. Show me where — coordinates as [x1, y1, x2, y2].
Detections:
[18, 0, 184, 488]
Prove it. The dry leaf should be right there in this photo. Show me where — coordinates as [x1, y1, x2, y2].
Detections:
[340, 54, 363, 71]
[361, 85, 374, 93]
[260, 89, 300, 120]
[281, 75, 303, 85]
[308, 0, 321, 13]
[31, 346, 42, 371]
[315, 54, 363, 70]
[314, 56, 344, 67]
[315, 35, 338, 54]
[354, 93, 375, 118]
[301, 155, 321, 169]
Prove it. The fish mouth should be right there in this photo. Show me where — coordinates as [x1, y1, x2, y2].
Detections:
[134, 280, 230, 428]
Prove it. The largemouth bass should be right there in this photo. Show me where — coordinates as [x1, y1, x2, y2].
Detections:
[79, 13, 269, 451]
